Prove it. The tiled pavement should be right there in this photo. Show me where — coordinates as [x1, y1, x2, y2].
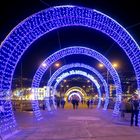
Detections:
[3, 103, 140, 140]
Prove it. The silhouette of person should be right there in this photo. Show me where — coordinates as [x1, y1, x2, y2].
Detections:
[87, 99, 90, 108]
[120, 98, 126, 118]
[130, 94, 139, 126]
[75, 99, 79, 109]
[61, 98, 66, 108]
[71, 98, 76, 109]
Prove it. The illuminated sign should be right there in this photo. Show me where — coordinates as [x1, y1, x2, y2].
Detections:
[56, 70, 100, 89]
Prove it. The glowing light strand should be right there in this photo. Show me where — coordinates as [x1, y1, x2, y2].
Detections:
[65, 86, 87, 97]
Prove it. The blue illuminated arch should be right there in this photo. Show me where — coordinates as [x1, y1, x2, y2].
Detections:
[47, 63, 109, 110]
[52, 70, 102, 109]
[0, 5, 140, 132]
[32, 46, 122, 117]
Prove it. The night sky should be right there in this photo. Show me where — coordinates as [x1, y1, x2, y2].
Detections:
[0, 0, 140, 81]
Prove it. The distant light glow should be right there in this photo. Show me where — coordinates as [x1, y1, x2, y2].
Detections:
[42, 63, 47, 67]
[55, 62, 61, 67]
[98, 63, 104, 68]
[112, 63, 118, 68]
[29, 94, 35, 100]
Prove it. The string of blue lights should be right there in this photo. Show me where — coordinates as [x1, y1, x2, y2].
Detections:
[0, 5, 140, 134]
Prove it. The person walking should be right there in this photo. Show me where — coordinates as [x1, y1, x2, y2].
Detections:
[87, 99, 90, 108]
[56, 98, 60, 108]
[61, 98, 66, 109]
[90, 99, 94, 109]
[71, 98, 76, 109]
[130, 94, 139, 126]
[42, 101, 45, 110]
[75, 99, 79, 109]
[120, 98, 126, 118]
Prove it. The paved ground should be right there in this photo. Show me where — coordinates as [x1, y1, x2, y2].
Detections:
[3, 103, 140, 140]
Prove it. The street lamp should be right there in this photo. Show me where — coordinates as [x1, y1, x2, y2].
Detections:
[112, 63, 119, 69]
[55, 62, 61, 67]
[98, 62, 119, 87]
[42, 63, 47, 67]
[98, 63, 104, 68]
[49, 62, 61, 78]
[98, 62, 120, 98]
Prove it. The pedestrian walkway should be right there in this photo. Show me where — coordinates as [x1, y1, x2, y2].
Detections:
[6, 107, 140, 140]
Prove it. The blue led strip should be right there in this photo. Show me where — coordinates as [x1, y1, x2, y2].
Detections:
[0, 5, 140, 133]
[47, 63, 109, 110]
[52, 70, 102, 109]
[32, 46, 122, 116]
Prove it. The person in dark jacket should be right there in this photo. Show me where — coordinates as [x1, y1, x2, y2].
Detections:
[75, 99, 79, 109]
[87, 99, 90, 108]
[61, 98, 66, 108]
[120, 98, 126, 118]
[71, 98, 76, 109]
[130, 94, 139, 126]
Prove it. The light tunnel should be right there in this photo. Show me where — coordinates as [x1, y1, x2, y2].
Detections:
[47, 63, 109, 110]
[0, 5, 140, 133]
[52, 70, 102, 109]
[32, 46, 122, 119]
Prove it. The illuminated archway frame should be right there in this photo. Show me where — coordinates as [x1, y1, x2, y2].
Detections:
[65, 86, 87, 101]
[52, 70, 102, 109]
[0, 5, 140, 132]
[32, 46, 122, 117]
[47, 63, 109, 110]
[68, 92, 82, 102]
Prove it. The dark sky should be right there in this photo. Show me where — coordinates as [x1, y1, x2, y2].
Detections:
[0, 0, 140, 80]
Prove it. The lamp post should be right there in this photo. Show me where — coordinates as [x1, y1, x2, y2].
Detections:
[42, 62, 61, 97]
[98, 62, 119, 83]
[98, 63, 109, 84]
[42, 62, 61, 78]
[49, 62, 61, 78]
[98, 62, 119, 96]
